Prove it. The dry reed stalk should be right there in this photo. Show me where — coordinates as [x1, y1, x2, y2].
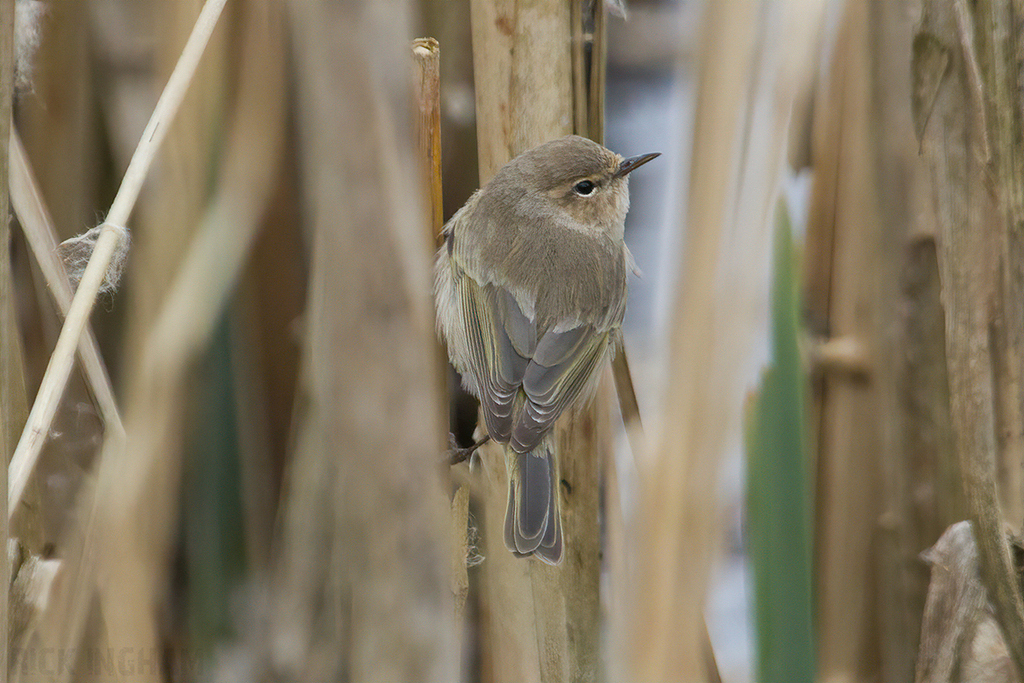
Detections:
[972, 0, 1024, 532]
[413, 36, 470, 622]
[570, 0, 648, 561]
[9, 129, 123, 444]
[412, 36, 447, 425]
[864, 4, 961, 680]
[0, 0, 19, 675]
[420, 0, 479, 223]
[122, 0, 229, 381]
[561, 3, 606, 677]
[610, 351, 643, 460]
[270, 0, 455, 678]
[470, 0, 572, 173]
[570, 0, 606, 143]
[469, 0, 607, 680]
[621, 0, 823, 678]
[804, 4, 886, 679]
[90, 1, 282, 674]
[7, 0, 228, 522]
[8, 126, 120, 558]
[450, 483, 471, 616]
[571, 0, 586, 138]
[413, 37, 444, 244]
[916, 0, 1024, 675]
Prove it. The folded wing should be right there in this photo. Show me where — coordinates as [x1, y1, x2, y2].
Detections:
[455, 268, 612, 451]
[511, 324, 609, 453]
[456, 273, 534, 442]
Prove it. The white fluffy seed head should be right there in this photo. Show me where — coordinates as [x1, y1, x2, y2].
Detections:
[57, 223, 131, 296]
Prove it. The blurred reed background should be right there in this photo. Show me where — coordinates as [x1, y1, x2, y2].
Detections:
[3, 0, 1024, 681]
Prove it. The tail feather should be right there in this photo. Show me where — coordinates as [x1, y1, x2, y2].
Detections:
[503, 444, 563, 565]
[534, 504, 562, 565]
[515, 449, 550, 546]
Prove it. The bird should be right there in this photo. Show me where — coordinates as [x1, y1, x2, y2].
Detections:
[434, 134, 659, 565]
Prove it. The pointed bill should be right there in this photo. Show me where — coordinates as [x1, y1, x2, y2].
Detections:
[614, 152, 661, 178]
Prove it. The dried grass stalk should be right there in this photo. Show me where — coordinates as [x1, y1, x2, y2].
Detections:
[7, 2, 281, 678]
[8, 129, 122, 441]
[8, 0, 228, 522]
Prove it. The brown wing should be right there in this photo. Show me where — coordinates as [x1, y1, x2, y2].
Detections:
[510, 324, 611, 453]
[452, 251, 617, 450]
[455, 273, 535, 443]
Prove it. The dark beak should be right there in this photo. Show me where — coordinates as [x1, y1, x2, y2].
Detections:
[614, 152, 661, 178]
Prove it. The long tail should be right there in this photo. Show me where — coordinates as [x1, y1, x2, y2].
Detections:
[503, 442, 562, 565]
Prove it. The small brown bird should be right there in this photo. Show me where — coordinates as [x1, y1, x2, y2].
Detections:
[435, 135, 659, 564]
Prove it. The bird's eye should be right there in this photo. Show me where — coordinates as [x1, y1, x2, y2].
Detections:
[573, 180, 597, 196]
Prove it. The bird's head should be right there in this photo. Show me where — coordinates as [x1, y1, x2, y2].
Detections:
[493, 135, 660, 239]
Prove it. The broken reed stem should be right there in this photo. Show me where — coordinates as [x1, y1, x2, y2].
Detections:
[413, 37, 443, 243]
[413, 36, 466, 620]
[8, 128, 123, 440]
[7, 0, 227, 520]
[411, 37, 445, 421]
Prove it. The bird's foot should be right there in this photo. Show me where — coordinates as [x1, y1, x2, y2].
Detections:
[448, 434, 491, 465]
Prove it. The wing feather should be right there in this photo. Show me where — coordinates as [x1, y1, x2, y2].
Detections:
[455, 273, 533, 442]
[445, 239, 621, 451]
[511, 325, 610, 453]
